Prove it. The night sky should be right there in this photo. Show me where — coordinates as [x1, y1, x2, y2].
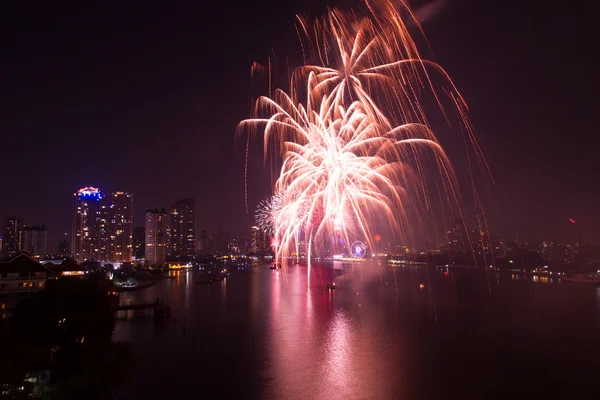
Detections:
[1, 0, 596, 248]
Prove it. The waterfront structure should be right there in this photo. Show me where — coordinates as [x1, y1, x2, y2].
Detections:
[170, 198, 195, 258]
[132, 226, 145, 259]
[71, 187, 134, 263]
[20, 225, 48, 259]
[249, 226, 260, 253]
[249, 226, 270, 254]
[111, 192, 133, 262]
[0, 252, 49, 319]
[1, 215, 23, 257]
[72, 187, 111, 263]
[145, 209, 168, 265]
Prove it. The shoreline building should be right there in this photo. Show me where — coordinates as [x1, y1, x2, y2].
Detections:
[170, 198, 196, 258]
[111, 192, 134, 263]
[249, 226, 269, 254]
[72, 187, 133, 263]
[145, 208, 167, 265]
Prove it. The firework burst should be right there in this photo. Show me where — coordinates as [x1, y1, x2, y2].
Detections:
[240, 0, 490, 262]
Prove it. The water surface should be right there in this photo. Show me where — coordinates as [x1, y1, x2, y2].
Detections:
[114, 263, 600, 399]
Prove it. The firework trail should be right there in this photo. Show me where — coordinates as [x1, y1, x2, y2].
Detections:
[240, 0, 490, 262]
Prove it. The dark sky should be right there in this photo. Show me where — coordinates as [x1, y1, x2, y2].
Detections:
[1, 0, 596, 248]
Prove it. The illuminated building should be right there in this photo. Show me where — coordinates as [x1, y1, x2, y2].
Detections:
[249, 226, 260, 253]
[20, 225, 48, 259]
[249, 226, 270, 254]
[145, 208, 168, 265]
[111, 192, 133, 262]
[72, 187, 110, 262]
[72, 187, 134, 263]
[133, 226, 145, 259]
[170, 198, 196, 258]
[1, 215, 23, 257]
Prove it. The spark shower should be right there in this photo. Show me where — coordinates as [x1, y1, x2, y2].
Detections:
[239, 0, 490, 263]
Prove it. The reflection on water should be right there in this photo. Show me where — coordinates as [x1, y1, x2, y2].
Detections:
[114, 263, 600, 399]
[322, 309, 352, 398]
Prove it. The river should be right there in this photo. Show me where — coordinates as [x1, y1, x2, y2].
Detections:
[114, 263, 600, 399]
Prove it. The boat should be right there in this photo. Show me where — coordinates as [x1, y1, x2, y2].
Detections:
[560, 273, 600, 284]
[327, 282, 336, 290]
[115, 279, 159, 292]
[168, 262, 193, 270]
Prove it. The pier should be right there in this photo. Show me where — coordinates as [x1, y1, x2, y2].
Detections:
[114, 299, 171, 318]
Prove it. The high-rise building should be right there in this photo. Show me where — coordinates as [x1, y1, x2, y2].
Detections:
[72, 187, 134, 263]
[2, 215, 23, 257]
[111, 192, 133, 262]
[170, 198, 196, 258]
[249, 226, 259, 253]
[72, 187, 110, 263]
[249, 226, 269, 253]
[133, 226, 145, 259]
[20, 225, 48, 258]
[145, 209, 167, 265]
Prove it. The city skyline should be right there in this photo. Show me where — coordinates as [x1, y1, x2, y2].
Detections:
[1, 0, 597, 247]
[0, 182, 595, 260]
